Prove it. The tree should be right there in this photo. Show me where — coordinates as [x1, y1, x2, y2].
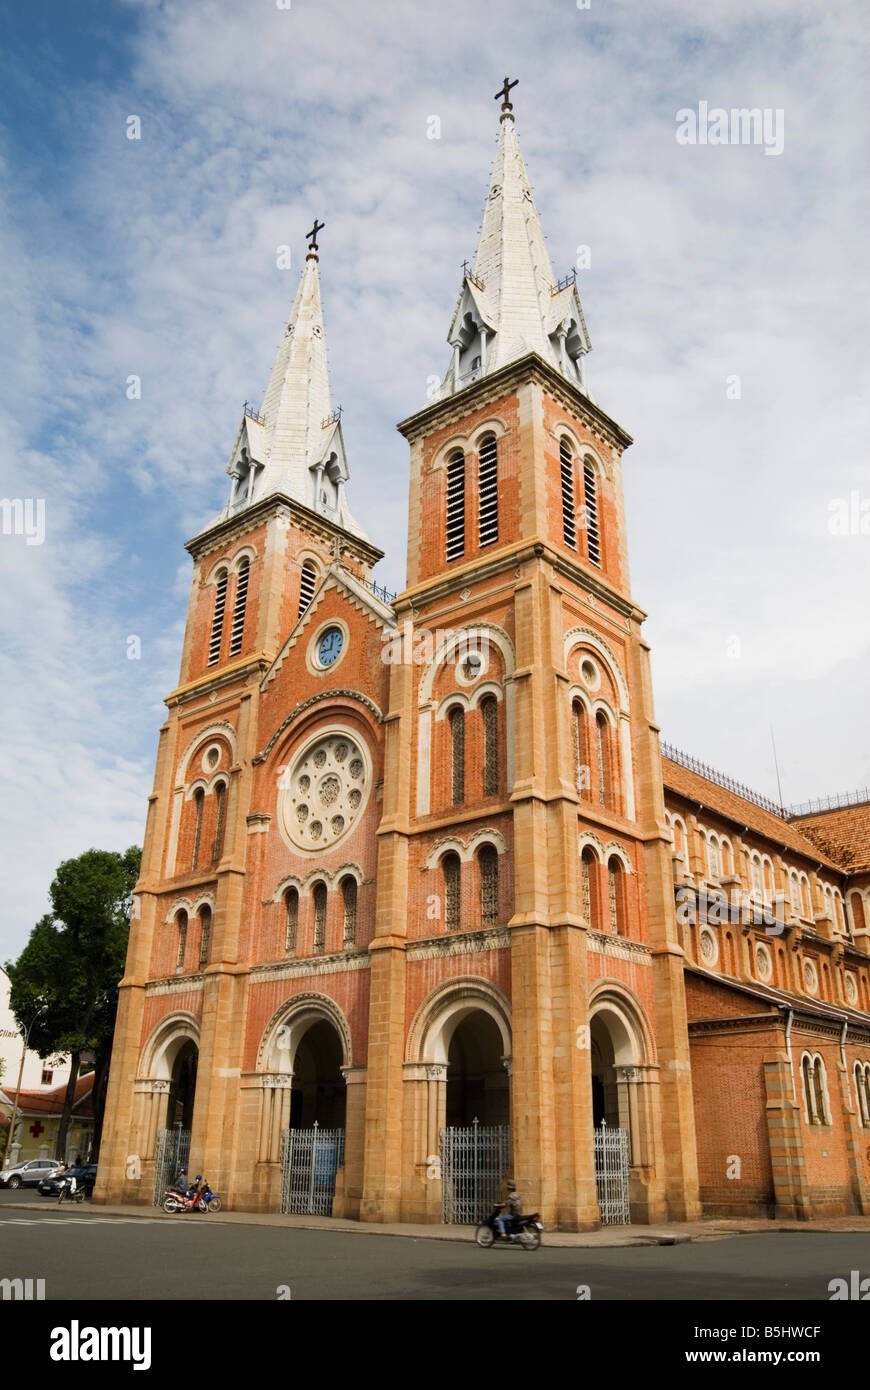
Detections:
[6, 846, 140, 1162]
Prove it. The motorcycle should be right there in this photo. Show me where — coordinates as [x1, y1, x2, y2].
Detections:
[162, 1180, 221, 1215]
[475, 1206, 543, 1250]
[57, 1176, 86, 1205]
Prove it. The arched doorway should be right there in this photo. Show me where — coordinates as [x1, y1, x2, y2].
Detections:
[289, 1019, 346, 1129]
[446, 1012, 509, 1127]
[167, 1039, 198, 1132]
[589, 997, 650, 1226]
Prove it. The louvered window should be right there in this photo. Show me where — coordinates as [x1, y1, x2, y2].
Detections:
[229, 559, 249, 655]
[198, 906, 212, 968]
[481, 696, 498, 797]
[341, 877, 357, 949]
[446, 451, 466, 560]
[479, 845, 499, 926]
[313, 882, 327, 953]
[212, 782, 226, 864]
[584, 460, 601, 565]
[298, 561, 317, 618]
[449, 706, 465, 805]
[285, 888, 299, 957]
[443, 853, 461, 931]
[208, 572, 228, 665]
[478, 435, 498, 548]
[560, 439, 576, 548]
[191, 789, 204, 869]
[175, 911, 188, 974]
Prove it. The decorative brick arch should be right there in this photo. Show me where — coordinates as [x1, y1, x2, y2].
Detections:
[257, 992, 353, 1073]
[406, 977, 512, 1065]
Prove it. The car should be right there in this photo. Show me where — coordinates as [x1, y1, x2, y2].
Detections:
[0, 1158, 65, 1189]
[37, 1165, 98, 1198]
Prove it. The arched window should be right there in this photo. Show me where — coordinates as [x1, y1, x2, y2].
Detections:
[860, 1065, 870, 1128]
[850, 891, 867, 934]
[706, 835, 721, 881]
[608, 857, 627, 935]
[284, 887, 299, 957]
[212, 781, 226, 864]
[595, 712, 613, 810]
[312, 882, 327, 954]
[341, 876, 357, 949]
[443, 853, 461, 931]
[449, 705, 465, 805]
[672, 819, 687, 868]
[559, 438, 577, 548]
[478, 434, 498, 548]
[208, 571, 228, 665]
[191, 788, 205, 870]
[198, 906, 212, 968]
[583, 458, 601, 565]
[229, 557, 250, 656]
[801, 1054, 815, 1122]
[801, 876, 813, 918]
[581, 847, 600, 930]
[720, 839, 733, 876]
[481, 696, 498, 797]
[479, 845, 499, 926]
[790, 872, 801, 913]
[298, 561, 317, 618]
[762, 859, 775, 903]
[445, 451, 466, 561]
[573, 700, 591, 799]
[812, 1055, 829, 1125]
[175, 910, 188, 975]
[750, 856, 764, 900]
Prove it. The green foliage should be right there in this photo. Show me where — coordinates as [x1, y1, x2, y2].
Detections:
[5, 846, 141, 1059]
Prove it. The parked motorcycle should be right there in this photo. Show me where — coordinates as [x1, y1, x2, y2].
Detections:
[162, 1180, 221, 1215]
[475, 1206, 543, 1250]
[57, 1175, 87, 1205]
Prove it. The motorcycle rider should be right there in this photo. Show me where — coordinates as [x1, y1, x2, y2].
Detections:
[172, 1168, 189, 1197]
[494, 1179, 522, 1239]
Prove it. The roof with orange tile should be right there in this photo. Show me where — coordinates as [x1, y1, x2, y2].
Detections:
[791, 802, 870, 872]
[0, 1073, 94, 1117]
[662, 755, 844, 871]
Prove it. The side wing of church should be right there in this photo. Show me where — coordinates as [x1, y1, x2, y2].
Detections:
[95, 89, 870, 1229]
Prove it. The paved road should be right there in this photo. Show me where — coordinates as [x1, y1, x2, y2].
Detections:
[0, 1203, 865, 1300]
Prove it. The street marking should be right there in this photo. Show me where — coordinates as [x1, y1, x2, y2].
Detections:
[0, 1217, 169, 1226]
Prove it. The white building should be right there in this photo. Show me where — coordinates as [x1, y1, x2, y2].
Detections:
[0, 966, 70, 1096]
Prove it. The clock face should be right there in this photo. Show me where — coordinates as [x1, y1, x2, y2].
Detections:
[317, 626, 344, 668]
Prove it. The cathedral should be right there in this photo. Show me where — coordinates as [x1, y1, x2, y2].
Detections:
[95, 86, 870, 1228]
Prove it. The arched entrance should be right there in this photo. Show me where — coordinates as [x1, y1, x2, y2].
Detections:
[446, 1011, 509, 1126]
[589, 995, 652, 1226]
[289, 1019, 346, 1129]
[167, 1039, 198, 1132]
[259, 1000, 352, 1216]
[410, 984, 512, 1224]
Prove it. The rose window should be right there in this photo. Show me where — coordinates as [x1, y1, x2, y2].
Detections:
[281, 732, 369, 852]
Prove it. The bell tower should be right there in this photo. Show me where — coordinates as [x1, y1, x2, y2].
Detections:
[363, 82, 700, 1227]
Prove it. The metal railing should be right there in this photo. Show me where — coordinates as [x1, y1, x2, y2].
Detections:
[243, 402, 265, 425]
[789, 789, 870, 817]
[552, 269, 577, 293]
[661, 743, 787, 819]
[321, 406, 342, 428]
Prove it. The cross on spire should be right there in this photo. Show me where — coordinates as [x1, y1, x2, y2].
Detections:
[306, 218, 325, 254]
[494, 76, 518, 114]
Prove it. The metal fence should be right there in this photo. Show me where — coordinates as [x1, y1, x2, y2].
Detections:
[440, 1120, 511, 1225]
[594, 1122, 630, 1226]
[153, 1128, 191, 1207]
[280, 1124, 345, 1216]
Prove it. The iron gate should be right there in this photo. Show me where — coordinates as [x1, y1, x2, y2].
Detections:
[440, 1120, 510, 1224]
[153, 1127, 191, 1206]
[280, 1124, 344, 1215]
[594, 1122, 630, 1225]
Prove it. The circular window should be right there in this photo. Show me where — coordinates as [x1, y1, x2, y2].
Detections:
[202, 744, 221, 772]
[456, 645, 488, 685]
[313, 626, 345, 670]
[699, 928, 717, 965]
[580, 657, 600, 691]
[845, 974, 858, 1005]
[755, 945, 772, 981]
[803, 958, 818, 994]
[279, 731, 370, 853]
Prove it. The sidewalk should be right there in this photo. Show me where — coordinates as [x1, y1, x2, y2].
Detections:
[15, 1201, 870, 1247]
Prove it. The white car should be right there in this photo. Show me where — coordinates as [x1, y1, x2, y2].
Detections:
[0, 1159, 65, 1189]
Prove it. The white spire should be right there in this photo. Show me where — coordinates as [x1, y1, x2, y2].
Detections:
[220, 235, 368, 539]
[441, 88, 592, 399]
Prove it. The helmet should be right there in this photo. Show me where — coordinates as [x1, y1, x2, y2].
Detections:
[506, 1180, 516, 1191]
[195, 1175, 202, 1182]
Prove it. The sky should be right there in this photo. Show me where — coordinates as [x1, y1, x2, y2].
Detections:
[0, 0, 867, 959]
